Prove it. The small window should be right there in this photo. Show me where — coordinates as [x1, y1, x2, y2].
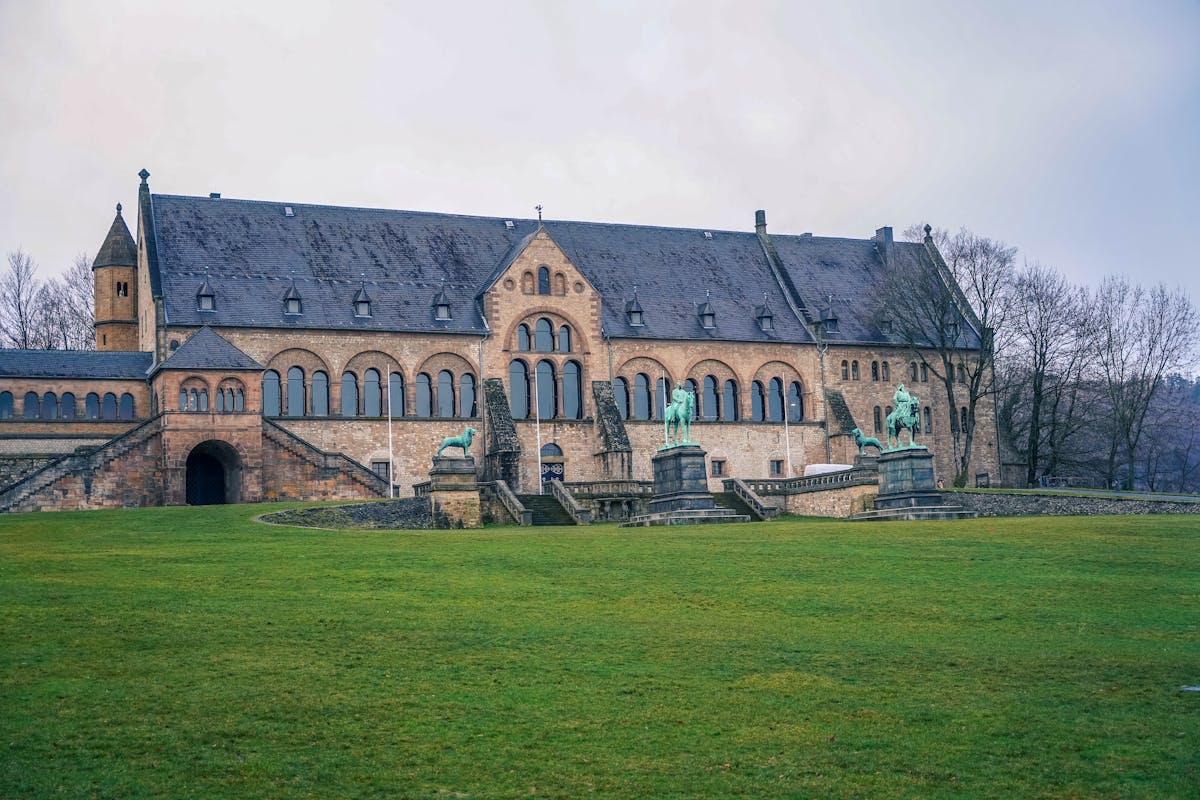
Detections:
[537, 266, 551, 295]
[871, 361, 879, 381]
[910, 362, 918, 381]
[923, 406, 932, 434]
[920, 364, 928, 383]
[882, 361, 891, 382]
[841, 360, 849, 381]
[198, 293, 214, 311]
[355, 300, 371, 317]
[371, 461, 391, 481]
[851, 361, 860, 381]
[769, 459, 784, 476]
[873, 406, 883, 434]
[285, 297, 302, 315]
[711, 459, 726, 477]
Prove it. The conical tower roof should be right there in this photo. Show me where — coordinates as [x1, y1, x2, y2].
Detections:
[92, 203, 137, 270]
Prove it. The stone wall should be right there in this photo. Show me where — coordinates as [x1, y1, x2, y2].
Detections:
[261, 425, 386, 503]
[0, 456, 59, 490]
[949, 490, 1200, 517]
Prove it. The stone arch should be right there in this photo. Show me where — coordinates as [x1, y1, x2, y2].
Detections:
[553, 272, 567, 296]
[265, 347, 332, 376]
[343, 350, 402, 377]
[502, 309, 591, 356]
[616, 355, 672, 382]
[751, 360, 805, 386]
[185, 439, 242, 505]
[521, 270, 535, 294]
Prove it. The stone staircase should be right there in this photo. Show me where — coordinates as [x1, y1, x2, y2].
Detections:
[261, 419, 388, 498]
[517, 493, 577, 526]
[712, 491, 757, 518]
[0, 416, 163, 513]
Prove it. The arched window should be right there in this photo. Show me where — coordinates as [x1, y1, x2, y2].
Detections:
[341, 372, 359, 417]
[851, 361, 860, 381]
[102, 393, 117, 420]
[702, 376, 719, 421]
[768, 378, 784, 422]
[216, 389, 225, 413]
[521, 271, 534, 294]
[540, 442, 563, 456]
[563, 360, 582, 419]
[179, 388, 187, 411]
[871, 361, 879, 381]
[558, 325, 571, 353]
[312, 371, 329, 415]
[23, 391, 39, 419]
[920, 363, 928, 383]
[263, 371, 281, 416]
[961, 407, 969, 435]
[388, 372, 404, 416]
[517, 324, 531, 352]
[536, 360, 557, 419]
[509, 361, 529, 419]
[554, 272, 566, 295]
[654, 377, 668, 420]
[61, 392, 76, 420]
[632, 373, 651, 420]
[85, 392, 100, 419]
[613, 377, 629, 420]
[873, 406, 883, 434]
[722, 380, 739, 421]
[235, 388, 244, 411]
[910, 362, 918, 381]
[537, 266, 551, 295]
[683, 378, 698, 399]
[841, 360, 849, 380]
[788, 381, 804, 422]
[924, 406, 932, 434]
[42, 392, 59, 420]
[286, 367, 305, 417]
[119, 393, 134, 420]
[186, 389, 196, 411]
[0, 391, 12, 419]
[882, 361, 891, 382]
[534, 318, 554, 352]
[416, 373, 432, 417]
[460, 373, 477, 417]
[362, 369, 381, 416]
[437, 370, 455, 417]
[750, 381, 766, 422]
[958, 364, 966, 384]
[198, 389, 208, 412]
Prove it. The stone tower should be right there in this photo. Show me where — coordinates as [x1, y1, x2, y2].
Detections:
[92, 202, 138, 351]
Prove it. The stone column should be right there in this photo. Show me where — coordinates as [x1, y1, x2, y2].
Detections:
[428, 456, 481, 528]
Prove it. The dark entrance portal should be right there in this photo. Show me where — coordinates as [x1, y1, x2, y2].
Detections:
[185, 440, 241, 505]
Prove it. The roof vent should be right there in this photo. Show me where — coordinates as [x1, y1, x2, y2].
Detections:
[504, 220, 515, 230]
[284, 206, 294, 217]
[209, 193, 221, 199]
[703, 231, 713, 240]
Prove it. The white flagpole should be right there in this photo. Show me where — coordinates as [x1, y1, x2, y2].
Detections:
[386, 367, 394, 498]
[782, 376, 792, 478]
[533, 365, 543, 494]
[661, 370, 668, 443]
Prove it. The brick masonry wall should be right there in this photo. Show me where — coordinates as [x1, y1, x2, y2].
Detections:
[0, 456, 57, 489]
[949, 490, 1200, 517]
[775, 484, 877, 517]
[260, 431, 385, 503]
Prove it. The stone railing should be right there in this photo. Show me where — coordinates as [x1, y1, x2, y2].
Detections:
[563, 479, 654, 498]
[412, 480, 431, 498]
[723, 477, 780, 520]
[548, 479, 592, 525]
[492, 479, 532, 526]
[741, 467, 878, 497]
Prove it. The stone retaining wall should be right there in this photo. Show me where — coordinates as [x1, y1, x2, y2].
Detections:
[949, 491, 1200, 517]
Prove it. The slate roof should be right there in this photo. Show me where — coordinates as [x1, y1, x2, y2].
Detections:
[0, 350, 152, 379]
[768, 236, 983, 349]
[155, 326, 262, 372]
[93, 205, 137, 269]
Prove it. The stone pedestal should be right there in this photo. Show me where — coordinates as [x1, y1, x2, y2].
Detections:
[429, 456, 481, 528]
[874, 447, 944, 510]
[648, 445, 715, 514]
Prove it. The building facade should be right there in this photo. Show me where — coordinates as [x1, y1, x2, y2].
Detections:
[0, 170, 1000, 512]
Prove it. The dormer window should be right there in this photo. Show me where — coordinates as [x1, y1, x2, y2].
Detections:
[282, 280, 303, 316]
[819, 299, 838, 335]
[432, 282, 452, 321]
[755, 298, 774, 333]
[697, 291, 716, 329]
[880, 315, 894, 335]
[196, 279, 215, 312]
[353, 282, 372, 317]
[946, 320, 960, 339]
[626, 290, 644, 327]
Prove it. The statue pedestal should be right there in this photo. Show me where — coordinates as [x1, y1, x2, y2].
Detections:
[649, 445, 715, 514]
[429, 456, 481, 528]
[874, 448, 944, 510]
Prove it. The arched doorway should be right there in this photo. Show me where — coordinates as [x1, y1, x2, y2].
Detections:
[185, 440, 242, 505]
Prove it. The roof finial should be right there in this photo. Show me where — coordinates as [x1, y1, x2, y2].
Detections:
[535, 204, 543, 227]
[138, 168, 150, 185]
[116, 202, 123, 215]
[923, 223, 933, 241]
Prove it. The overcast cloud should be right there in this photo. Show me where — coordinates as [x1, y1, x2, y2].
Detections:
[1, 0, 1197, 303]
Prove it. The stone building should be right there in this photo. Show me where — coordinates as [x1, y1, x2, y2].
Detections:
[0, 170, 1000, 512]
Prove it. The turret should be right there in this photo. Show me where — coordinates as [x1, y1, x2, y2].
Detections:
[93, 202, 138, 351]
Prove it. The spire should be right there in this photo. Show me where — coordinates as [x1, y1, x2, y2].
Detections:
[92, 202, 137, 270]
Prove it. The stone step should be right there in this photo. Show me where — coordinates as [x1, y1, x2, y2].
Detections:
[620, 508, 751, 527]
[516, 494, 576, 526]
[847, 505, 978, 522]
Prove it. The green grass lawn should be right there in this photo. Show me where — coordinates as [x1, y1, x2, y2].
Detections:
[2, 506, 1198, 799]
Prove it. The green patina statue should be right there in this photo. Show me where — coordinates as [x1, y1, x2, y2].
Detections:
[851, 427, 883, 455]
[662, 381, 696, 448]
[436, 426, 477, 457]
[885, 383, 921, 450]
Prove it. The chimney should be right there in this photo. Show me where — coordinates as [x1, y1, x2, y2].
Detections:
[874, 226, 894, 267]
[209, 192, 221, 199]
[755, 209, 767, 234]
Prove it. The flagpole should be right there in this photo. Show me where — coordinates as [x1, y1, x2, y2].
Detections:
[386, 367, 394, 498]
[533, 364, 543, 494]
[662, 370, 668, 444]
[782, 375, 792, 478]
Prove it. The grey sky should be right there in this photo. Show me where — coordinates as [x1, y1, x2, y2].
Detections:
[1, 0, 1197, 303]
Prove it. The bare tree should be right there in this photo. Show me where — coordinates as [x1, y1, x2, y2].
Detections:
[0, 249, 40, 348]
[1091, 277, 1199, 488]
[55, 253, 95, 349]
[887, 226, 1016, 485]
